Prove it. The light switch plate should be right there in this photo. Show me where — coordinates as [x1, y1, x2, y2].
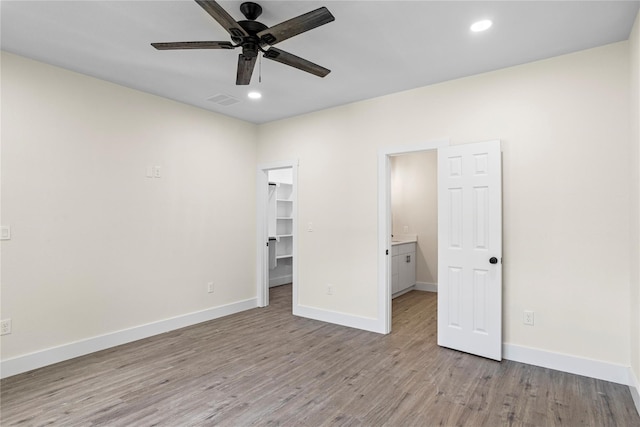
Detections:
[0, 226, 10, 240]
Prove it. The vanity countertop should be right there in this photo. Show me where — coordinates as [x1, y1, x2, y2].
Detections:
[391, 234, 417, 246]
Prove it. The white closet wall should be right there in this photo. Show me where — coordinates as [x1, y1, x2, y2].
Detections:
[268, 169, 294, 287]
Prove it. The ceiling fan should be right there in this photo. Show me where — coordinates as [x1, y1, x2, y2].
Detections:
[151, 0, 335, 85]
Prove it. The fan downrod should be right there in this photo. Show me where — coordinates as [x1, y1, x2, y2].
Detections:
[240, 2, 262, 21]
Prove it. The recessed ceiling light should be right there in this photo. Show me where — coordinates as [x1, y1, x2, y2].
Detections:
[470, 19, 492, 32]
[248, 91, 262, 100]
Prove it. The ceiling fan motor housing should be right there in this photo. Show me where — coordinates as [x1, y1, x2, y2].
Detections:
[238, 19, 268, 57]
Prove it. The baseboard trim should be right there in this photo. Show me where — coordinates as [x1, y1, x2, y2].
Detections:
[630, 369, 640, 417]
[414, 282, 437, 292]
[294, 304, 384, 334]
[269, 275, 292, 287]
[0, 298, 258, 379]
[503, 343, 631, 386]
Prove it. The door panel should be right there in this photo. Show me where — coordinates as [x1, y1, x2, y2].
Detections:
[438, 140, 502, 361]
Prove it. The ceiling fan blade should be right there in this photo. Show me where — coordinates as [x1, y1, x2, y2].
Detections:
[257, 7, 335, 46]
[151, 41, 235, 50]
[236, 54, 257, 85]
[195, 0, 249, 40]
[263, 47, 330, 78]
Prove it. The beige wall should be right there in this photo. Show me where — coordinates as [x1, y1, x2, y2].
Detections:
[629, 11, 640, 387]
[1, 35, 635, 375]
[258, 42, 631, 365]
[391, 151, 438, 285]
[0, 52, 258, 359]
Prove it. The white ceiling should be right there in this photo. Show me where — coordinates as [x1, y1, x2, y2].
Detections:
[2, 1, 639, 124]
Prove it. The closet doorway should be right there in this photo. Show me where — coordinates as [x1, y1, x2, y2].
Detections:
[256, 161, 298, 309]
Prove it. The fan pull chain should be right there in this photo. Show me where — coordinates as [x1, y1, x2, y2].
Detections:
[259, 54, 262, 83]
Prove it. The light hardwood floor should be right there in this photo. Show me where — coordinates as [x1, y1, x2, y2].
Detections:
[1, 285, 638, 426]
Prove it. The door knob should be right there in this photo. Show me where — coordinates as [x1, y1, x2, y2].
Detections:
[489, 257, 498, 264]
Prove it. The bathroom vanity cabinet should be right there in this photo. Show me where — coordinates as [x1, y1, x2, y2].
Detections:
[391, 241, 416, 297]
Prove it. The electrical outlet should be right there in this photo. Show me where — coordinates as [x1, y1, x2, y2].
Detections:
[403, 225, 409, 233]
[207, 282, 214, 293]
[327, 284, 334, 295]
[1, 319, 12, 335]
[153, 166, 161, 178]
[523, 310, 535, 326]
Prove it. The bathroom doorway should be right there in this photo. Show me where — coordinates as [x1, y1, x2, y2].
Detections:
[377, 140, 448, 334]
[388, 149, 439, 338]
[379, 140, 503, 360]
[390, 150, 439, 298]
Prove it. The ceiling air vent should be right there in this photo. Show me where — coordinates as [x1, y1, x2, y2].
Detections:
[206, 93, 240, 106]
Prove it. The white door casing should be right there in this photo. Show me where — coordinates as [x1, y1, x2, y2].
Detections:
[437, 140, 502, 361]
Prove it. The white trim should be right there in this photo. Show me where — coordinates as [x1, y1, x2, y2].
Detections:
[294, 304, 384, 334]
[269, 275, 292, 287]
[256, 160, 298, 309]
[503, 343, 631, 386]
[392, 287, 414, 299]
[256, 168, 269, 307]
[392, 283, 437, 298]
[378, 139, 449, 334]
[414, 281, 438, 292]
[630, 369, 640, 416]
[0, 298, 257, 379]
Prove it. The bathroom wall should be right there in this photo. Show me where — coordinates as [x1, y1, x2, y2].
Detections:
[391, 151, 438, 286]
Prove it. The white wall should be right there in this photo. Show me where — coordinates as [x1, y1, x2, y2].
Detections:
[629, 10, 640, 400]
[391, 152, 437, 285]
[0, 52, 258, 361]
[257, 42, 631, 366]
[1, 34, 636, 388]
[268, 168, 293, 184]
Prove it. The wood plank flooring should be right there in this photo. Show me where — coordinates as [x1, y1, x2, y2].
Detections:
[1, 285, 638, 426]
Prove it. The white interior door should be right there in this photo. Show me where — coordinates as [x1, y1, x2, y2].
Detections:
[437, 140, 502, 361]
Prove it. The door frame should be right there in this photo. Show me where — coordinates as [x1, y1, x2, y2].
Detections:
[256, 160, 298, 308]
[377, 140, 449, 333]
